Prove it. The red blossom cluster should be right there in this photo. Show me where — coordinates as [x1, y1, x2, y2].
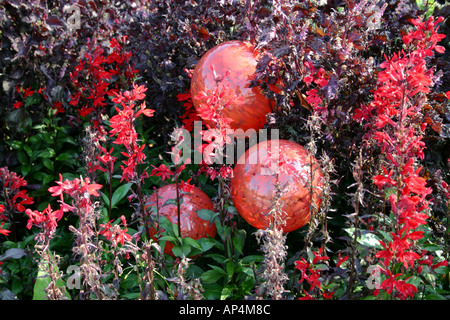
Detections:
[13, 85, 66, 115]
[177, 79, 236, 181]
[303, 61, 329, 117]
[193, 81, 235, 168]
[47, 173, 102, 215]
[0, 205, 9, 236]
[148, 128, 198, 199]
[99, 215, 132, 246]
[109, 84, 155, 182]
[25, 204, 62, 239]
[295, 247, 348, 300]
[94, 145, 118, 175]
[0, 167, 34, 237]
[183, 70, 240, 180]
[150, 162, 195, 194]
[177, 90, 201, 132]
[13, 85, 65, 114]
[354, 16, 448, 299]
[194, 81, 236, 130]
[70, 37, 139, 130]
[198, 164, 234, 181]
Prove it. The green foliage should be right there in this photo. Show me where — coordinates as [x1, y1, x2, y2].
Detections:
[0, 237, 35, 300]
[32, 253, 70, 300]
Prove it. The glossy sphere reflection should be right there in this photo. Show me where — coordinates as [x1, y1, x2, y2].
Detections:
[190, 40, 273, 132]
[145, 184, 216, 254]
[231, 139, 324, 233]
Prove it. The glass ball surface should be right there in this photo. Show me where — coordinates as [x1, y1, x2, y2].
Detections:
[145, 184, 216, 254]
[190, 40, 273, 132]
[230, 139, 324, 233]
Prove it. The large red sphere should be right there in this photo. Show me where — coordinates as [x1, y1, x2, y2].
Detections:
[145, 184, 216, 254]
[190, 40, 273, 132]
[230, 139, 324, 233]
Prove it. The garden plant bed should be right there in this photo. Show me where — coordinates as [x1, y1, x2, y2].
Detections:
[0, 0, 449, 302]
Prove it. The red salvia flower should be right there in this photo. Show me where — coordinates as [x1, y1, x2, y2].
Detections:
[25, 204, 62, 238]
[0, 167, 34, 217]
[99, 215, 132, 246]
[150, 164, 174, 182]
[180, 178, 195, 193]
[0, 221, 11, 236]
[13, 101, 23, 109]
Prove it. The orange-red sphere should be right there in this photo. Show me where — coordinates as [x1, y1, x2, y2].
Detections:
[230, 139, 324, 233]
[145, 184, 216, 254]
[190, 40, 273, 132]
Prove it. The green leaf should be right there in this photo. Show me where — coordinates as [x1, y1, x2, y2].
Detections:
[220, 285, 235, 300]
[16, 149, 28, 164]
[6, 140, 22, 150]
[226, 261, 235, 278]
[110, 183, 132, 208]
[158, 215, 174, 235]
[241, 255, 264, 264]
[344, 228, 383, 249]
[120, 273, 138, 290]
[162, 198, 183, 208]
[196, 209, 216, 220]
[99, 191, 110, 207]
[197, 209, 219, 227]
[172, 243, 191, 257]
[12, 279, 23, 294]
[182, 237, 203, 251]
[172, 221, 181, 237]
[159, 235, 177, 243]
[424, 293, 448, 300]
[196, 237, 215, 252]
[120, 292, 141, 300]
[24, 93, 42, 107]
[201, 269, 226, 283]
[21, 163, 31, 177]
[208, 265, 228, 276]
[422, 243, 444, 252]
[33, 147, 55, 160]
[232, 229, 246, 254]
[33, 254, 70, 300]
[42, 158, 54, 171]
[23, 145, 33, 157]
[204, 253, 226, 264]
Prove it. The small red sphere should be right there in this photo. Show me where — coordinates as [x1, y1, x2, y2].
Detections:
[145, 184, 216, 254]
[230, 139, 324, 233]
[190, 40, 273, 132]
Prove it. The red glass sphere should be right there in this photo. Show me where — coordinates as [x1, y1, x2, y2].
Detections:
[190, 40, 273, 132]
[145, 184, 216, 254]
[230, 139, 324, 233]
